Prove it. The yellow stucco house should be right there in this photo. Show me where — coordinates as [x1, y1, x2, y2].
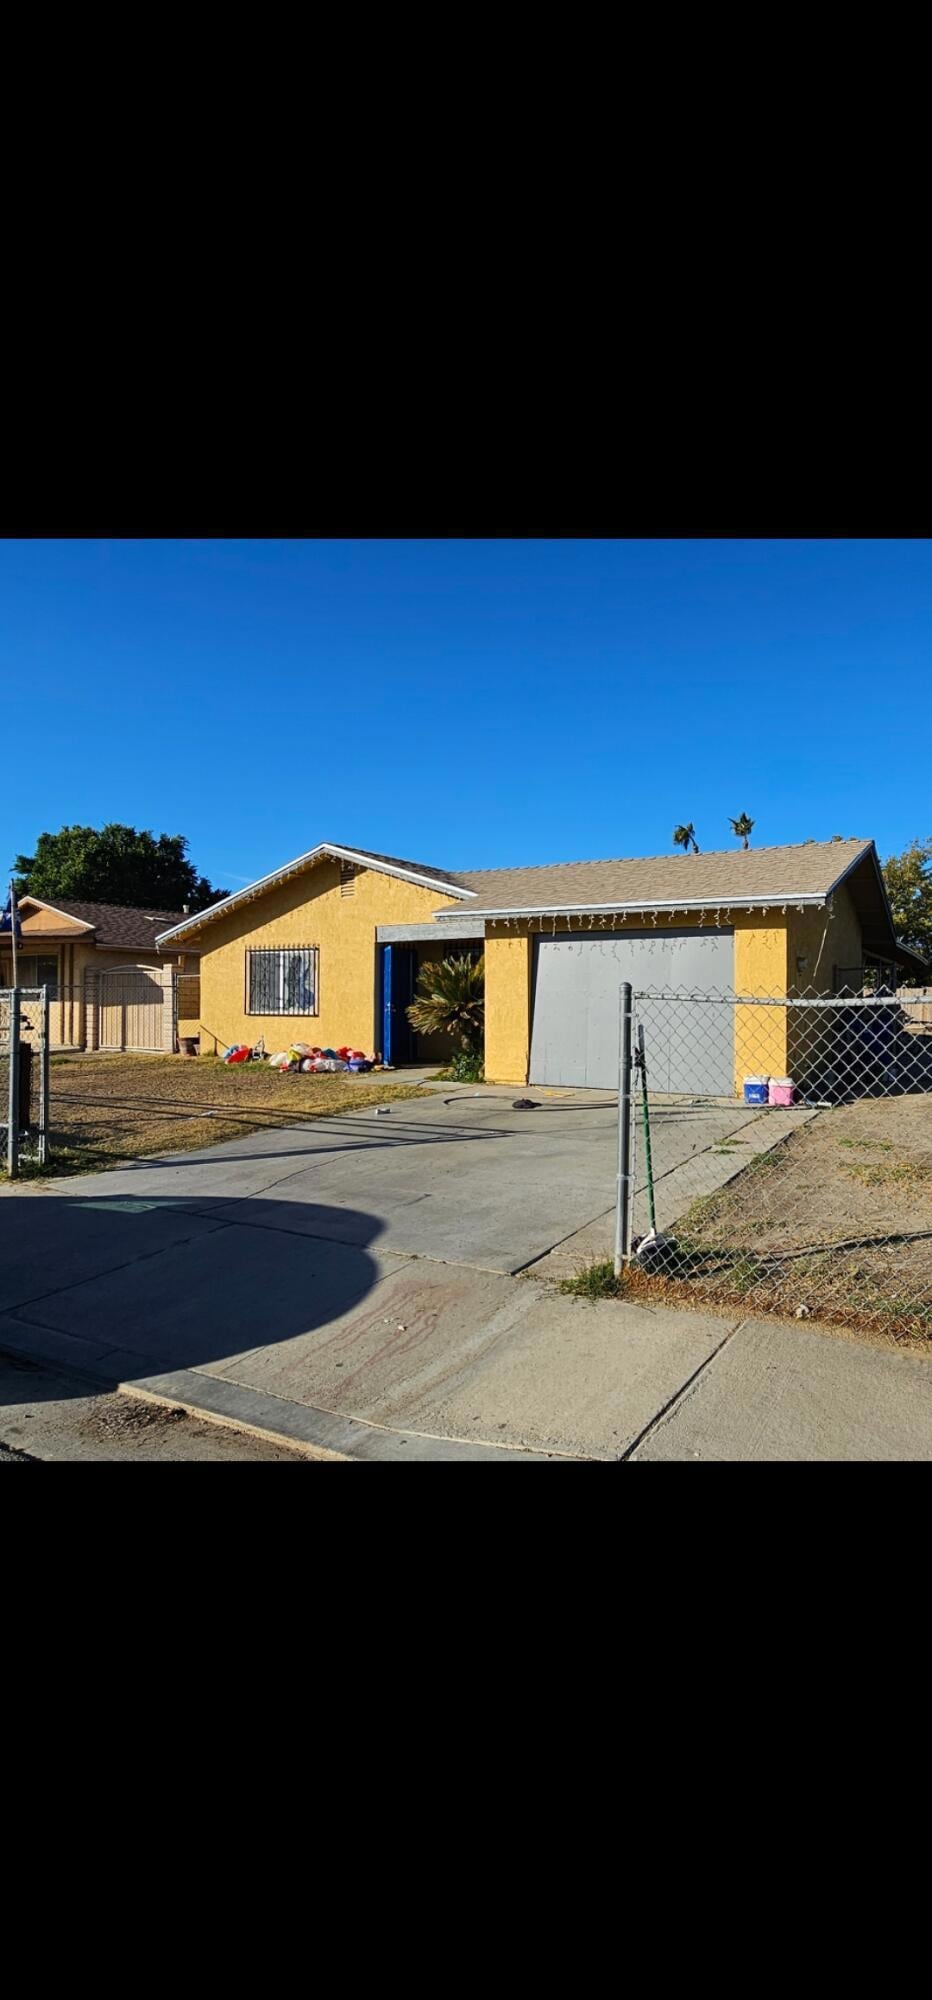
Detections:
[154, 837, 922, 1093]
[0, 897, 198, 1051]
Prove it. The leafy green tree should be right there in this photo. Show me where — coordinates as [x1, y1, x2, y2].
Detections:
[672, 822, 700, 854]
[729, 812, 755, 849]
[882, 837, 932, 963]
[11, 825, 227, 912]
[407, 954, 485, 1054]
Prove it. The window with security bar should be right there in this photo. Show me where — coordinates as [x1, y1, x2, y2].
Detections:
[247, 947, 319, 1016]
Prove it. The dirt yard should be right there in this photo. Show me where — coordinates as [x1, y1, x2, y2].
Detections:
[20, 1053, 426, 1178]
[631, 1095, 932, 1343]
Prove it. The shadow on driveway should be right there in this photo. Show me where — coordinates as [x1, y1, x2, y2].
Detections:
[0, 1191, 387, 1411]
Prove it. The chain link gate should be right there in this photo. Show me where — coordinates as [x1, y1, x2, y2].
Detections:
[615, 985, 932, 1342]
[1, 988, 50, 1177]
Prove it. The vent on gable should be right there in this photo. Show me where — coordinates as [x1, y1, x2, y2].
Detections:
[340, 861, 360, 898]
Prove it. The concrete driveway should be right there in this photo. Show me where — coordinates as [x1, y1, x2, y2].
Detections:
[5, 1087, 786, 1275]
[72, 1088, 625, 1274]
[3, 1087, 928, 1460]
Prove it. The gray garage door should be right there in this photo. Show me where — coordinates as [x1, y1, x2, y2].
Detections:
[529, 931, 734, 1092]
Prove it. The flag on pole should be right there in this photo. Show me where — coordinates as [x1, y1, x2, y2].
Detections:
[0, 884, 22, 940]
[1, 882, 22, 984]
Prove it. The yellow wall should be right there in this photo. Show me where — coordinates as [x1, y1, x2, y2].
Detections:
[484, 934, 533, 1083]
[193, 861, 462, 1057]
[733, 913, 790, 1087]
[785, 886, 861, 995]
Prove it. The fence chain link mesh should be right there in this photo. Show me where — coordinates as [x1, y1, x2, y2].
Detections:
[0, 993, 10, 1160]
[627, 987, 932, 1341]
[1, 972, 197, 1054]
[1, 989, 49, 1173]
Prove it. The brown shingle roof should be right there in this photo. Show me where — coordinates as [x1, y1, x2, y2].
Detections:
[33, 900, 190, 949]
[439, 839, 875, 915]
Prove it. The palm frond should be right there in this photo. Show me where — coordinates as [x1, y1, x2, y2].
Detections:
[673, 822, 699, 854]
[729, 812, 755, 848]
[407, 954, 485, 1053]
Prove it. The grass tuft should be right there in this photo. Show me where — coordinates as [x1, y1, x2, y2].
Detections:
[559, 1259, 626, 1301]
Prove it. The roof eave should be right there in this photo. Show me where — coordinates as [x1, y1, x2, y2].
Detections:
[156, 843, 474, 948]
[434, 892, 830, 921]
[16, 897, 96, 933]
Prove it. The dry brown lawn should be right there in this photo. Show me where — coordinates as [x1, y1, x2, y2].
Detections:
[632, 1095, 932, 1344]
[23, 1053, 426, 1177]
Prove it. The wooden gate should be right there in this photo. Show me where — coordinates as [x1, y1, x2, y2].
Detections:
[98, 969, 166, 1051]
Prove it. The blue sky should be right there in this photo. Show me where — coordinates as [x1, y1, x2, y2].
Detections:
[1, 539, 928, 894]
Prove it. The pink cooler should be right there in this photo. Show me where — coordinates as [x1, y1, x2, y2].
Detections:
[768, 1077, 796, 1106]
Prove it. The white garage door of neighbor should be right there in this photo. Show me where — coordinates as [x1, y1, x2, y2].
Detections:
[529, 931, 734, 1092]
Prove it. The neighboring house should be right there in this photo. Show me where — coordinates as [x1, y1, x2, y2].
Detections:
[155, 838, 924, 1091]
[0, 898, 199, 1052]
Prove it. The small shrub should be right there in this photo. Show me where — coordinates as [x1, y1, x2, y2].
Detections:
[435, 1050, 485, 1083]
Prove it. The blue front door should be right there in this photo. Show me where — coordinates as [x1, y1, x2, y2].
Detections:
[380, 945, 417, 1065]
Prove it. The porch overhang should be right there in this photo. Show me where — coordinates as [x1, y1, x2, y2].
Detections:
[376, 920, 486, 943]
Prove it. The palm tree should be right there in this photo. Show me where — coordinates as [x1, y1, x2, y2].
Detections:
[672, 823, 700, 854]
[407, 953, 485, 1055]
[729, 813, 755, 849]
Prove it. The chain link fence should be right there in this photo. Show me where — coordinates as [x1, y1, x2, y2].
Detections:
[621, 987, 932, 1341]
[0, 969, 200, 1054]
[1, 989, 49, 1174]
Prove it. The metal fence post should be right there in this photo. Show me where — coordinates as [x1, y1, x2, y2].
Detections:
[7, 986, 20, 1179]
[614, 981, 634, 1276]
[38, 985, 49, 1166]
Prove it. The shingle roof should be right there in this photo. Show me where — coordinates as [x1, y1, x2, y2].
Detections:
[152, 835, 886, 951]
[438, 839, 875, 915]
[341, 847, 466, 889]
[29, 899, 190, 949]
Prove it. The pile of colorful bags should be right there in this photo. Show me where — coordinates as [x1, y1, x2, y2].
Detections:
[288, 1043, 376, 1073]
[221, 1039, 376, 1074]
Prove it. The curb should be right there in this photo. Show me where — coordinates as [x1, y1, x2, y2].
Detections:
[0, 1317, 572, 1462]
[115, 1369, 563, 1461]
